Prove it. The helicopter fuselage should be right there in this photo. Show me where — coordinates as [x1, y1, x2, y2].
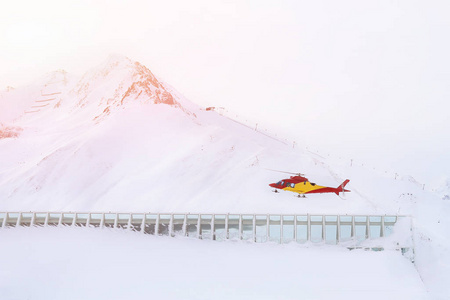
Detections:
[269, 176, 350, 195]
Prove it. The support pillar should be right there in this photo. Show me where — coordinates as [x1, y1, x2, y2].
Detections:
[16, 213, 22, 227]
[1, 214, 6, 228]
[294, 215, 297, 242]
[86, 214, 91, 227]
[127, 215, 132, 231]
[58, 213, 63, 227]
[211, 215, 216, 241]
[336, 216, 341, 245]
[307, 214, 311, 242]
[155, 214, 160, 236]
[100, 213, 105, 229]
[30, 213, 36, 227]
[114, 214, 119, 229]
[238, 215, 242, 240]
[169, 214, 174, 237]
[366, 217, 370, 240]
[197, 215, 201, 239]
[141, 214, 146, 234]
[183, 215, 187, 237]
[225, 214, 229, 239]
[351, 216, 355, 239]
[252, 215, 256, 243]
[44, 213, 49, 227]
[280, 215, 283, 244]
[322, 216, 326, 242]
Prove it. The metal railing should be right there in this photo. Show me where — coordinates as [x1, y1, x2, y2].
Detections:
[0, 212, 412, 252]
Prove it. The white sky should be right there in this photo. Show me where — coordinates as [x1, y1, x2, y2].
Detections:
[1, 0, 449, 184]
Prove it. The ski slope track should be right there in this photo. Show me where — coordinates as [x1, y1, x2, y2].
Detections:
[0, 55, 449, 299]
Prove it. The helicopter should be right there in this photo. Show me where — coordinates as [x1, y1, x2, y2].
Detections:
[268, 170, 350, 197]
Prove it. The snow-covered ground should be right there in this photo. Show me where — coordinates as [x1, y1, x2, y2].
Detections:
[0, 227, 429, 300]
[0, 55, 449, 299]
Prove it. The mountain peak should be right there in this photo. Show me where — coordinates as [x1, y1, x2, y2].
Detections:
[82, 54, 133, 81]
[70, 55, 185, 121]
[1, 55, 196, 126]
[105, 53, 132, 64]
[101, 54, 133, 70]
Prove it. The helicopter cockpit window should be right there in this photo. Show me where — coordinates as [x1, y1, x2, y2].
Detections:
[280, 181, 284, 186]
[290, 183, 295, 188]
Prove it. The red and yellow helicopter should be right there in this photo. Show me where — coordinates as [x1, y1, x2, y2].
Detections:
[268, 171, 350, 197]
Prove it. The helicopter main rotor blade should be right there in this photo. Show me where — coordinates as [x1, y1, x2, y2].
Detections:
[265, 168, 305, 176]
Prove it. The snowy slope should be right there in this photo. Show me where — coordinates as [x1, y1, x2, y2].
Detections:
[0, 227, 429, 300]
[0, 55, 449, 298]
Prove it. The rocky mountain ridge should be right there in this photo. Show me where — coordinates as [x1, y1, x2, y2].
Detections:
[0, 55, 191, 133]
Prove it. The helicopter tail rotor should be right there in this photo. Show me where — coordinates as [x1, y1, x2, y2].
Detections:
[336, 179, 350, 195]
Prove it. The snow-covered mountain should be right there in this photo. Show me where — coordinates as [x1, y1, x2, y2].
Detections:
[0, 55, 449, 298]
[0, 55, 436, 214]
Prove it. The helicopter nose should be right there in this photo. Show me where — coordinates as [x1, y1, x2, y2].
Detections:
[269, 183, 276, 188]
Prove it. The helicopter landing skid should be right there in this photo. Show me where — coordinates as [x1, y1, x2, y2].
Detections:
[272, 189, 279, 193]
[296, 194, 306, 198]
